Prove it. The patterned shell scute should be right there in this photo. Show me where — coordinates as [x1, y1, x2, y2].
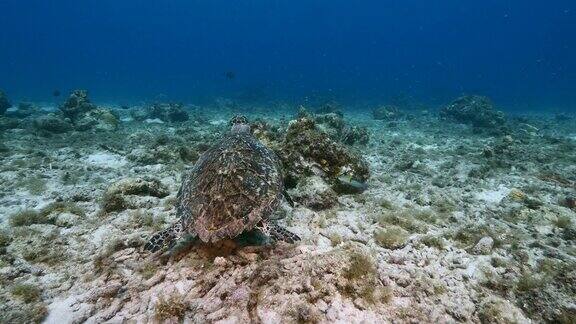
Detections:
[176, 132, 283, 243]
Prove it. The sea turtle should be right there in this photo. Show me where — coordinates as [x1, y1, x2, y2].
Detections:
[145, 115, 300, 252]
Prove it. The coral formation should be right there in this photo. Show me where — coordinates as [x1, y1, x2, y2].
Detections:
[279, 117, 369, 189]
[60, 89, 97, 120]
[11, 102, 41, 118]
[373, 225, 409, 249]
[55, 89, 120, 132]
[33, 114, 73, 133]
[101, 177, 169, 213]
[149, 102, 189, 122]
[1, 99, 574, 323]
[75, 108, 119, 131]
[288, 175, 338, 210]
[372, 105, 403, 121]
[440, 95, 506, 129]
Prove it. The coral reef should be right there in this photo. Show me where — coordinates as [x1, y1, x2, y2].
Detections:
[297, 109, 369, 146]
[11, 102, 41, 118]
[55, 90, 119, 132]
[279, 117, 370, 189]
[372, 105, 404, 121]
[60, 89, 97, 121]
[1, 102, 575, 323]
[440, 95, 506, 129]
[101, 177, 169, 213]
[148, 102, 189, 122]
[33, 114, 74, 133]
[288, 176, 338, 210]
[75, 109, 119, 131]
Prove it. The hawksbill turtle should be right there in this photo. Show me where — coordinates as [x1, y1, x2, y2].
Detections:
[145, 115, 300, 252]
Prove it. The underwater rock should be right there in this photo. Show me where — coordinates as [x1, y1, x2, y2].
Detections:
[289, 176, 338, 210]
[315, 112, 345, 135]
[477, 296, 529, 323]
[0, 117, 21, 131]
[33, 114, 73, 133]
[106, 177, 169, 198]
[148, 103, 189, 122]
[0, 90, 11, 115]
[372, 105, 403, 121]
[340, 125, 369, 146]
[60, 89, 97, 121]
[8, 102, 41, 118]
[57, 89, 119, 131]
[280, 117, 369, 189]
[250, 118, 283, 149]
[299, 111, 369, 146]
[440, 95, 506, 128]
[559, 196, 576, 210]
[75, 108, 119, 131]
[102, 177, 169, 213]
[472, 236, 494, 255]
[129, 108, 149, 122]
[126, 145, 187, 165]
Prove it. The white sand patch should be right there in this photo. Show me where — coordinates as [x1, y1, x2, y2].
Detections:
[210, 119, 227, 126]
[86, 152, 127, 168]
[91, 225, 116, 246]
[45, 295, 90, 324]
[475, 185, 511, 204]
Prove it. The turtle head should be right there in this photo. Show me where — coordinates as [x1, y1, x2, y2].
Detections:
[230, 115, 250, 134]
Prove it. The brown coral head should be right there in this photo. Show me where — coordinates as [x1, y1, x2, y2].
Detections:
[564, 197, 576, 209]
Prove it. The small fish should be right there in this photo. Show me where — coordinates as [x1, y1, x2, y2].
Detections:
[224, 71, 236, 80]
[52, 90, 61, 97]
[336, 175, 368, 193]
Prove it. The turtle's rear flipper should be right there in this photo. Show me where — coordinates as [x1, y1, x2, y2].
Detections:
[144, 222, 183, 253]
[257, 221, 300, 244]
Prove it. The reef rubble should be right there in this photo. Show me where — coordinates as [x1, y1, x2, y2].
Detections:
[0, 98, 575, 323]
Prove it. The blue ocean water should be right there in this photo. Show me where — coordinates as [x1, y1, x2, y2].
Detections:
[1, 0, 575, 111]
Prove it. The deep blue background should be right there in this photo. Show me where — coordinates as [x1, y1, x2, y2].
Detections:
[1, 0, 574, 111]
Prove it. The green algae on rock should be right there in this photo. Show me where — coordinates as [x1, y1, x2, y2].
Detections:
[440, 95, 506, 129]
[280, 117, 369, 188]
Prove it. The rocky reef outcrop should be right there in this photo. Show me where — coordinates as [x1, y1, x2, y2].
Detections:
[0, 90, 11, 115]
[298, 108, 369, 146]
[35, 89, 120, 133]
[148, 103, 189, 122]
[372, 105, 404, 121]
[279, 117, 369, 191]
[101, 177, 169, 213]
[440, 95, 506, 129]
[11, 102, 42, 118]
[33, 114, 74, 133]
[60, 90, 97, 121]
[75, 109, 119, 131]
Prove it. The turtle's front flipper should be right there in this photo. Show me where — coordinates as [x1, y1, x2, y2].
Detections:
[256, 221, 300, 244]
[144, 222, 183, 253]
